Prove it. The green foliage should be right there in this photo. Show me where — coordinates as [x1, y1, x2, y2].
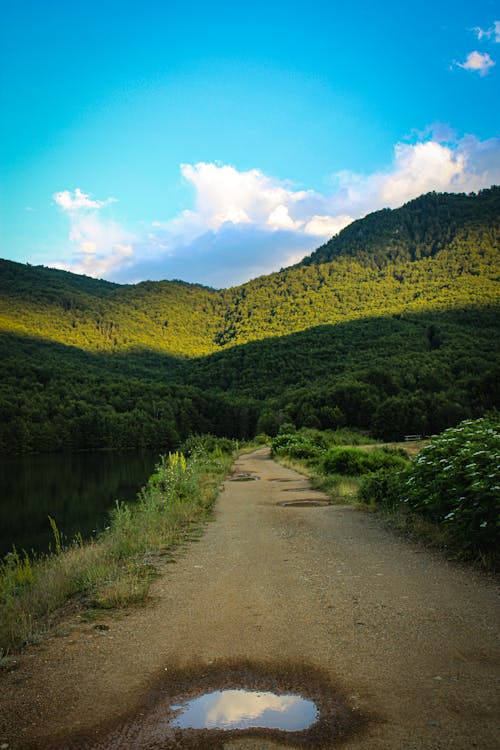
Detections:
[271, 432, 326, 460]
[359, 417, 500, 564]
[400, 417, 499, 555]
[322, 447, 409, 475]
[180, 434, 238, 458]
[270, 428, 376, 464]
[0, 547, 34, 599]
[358, 468, 409, 509]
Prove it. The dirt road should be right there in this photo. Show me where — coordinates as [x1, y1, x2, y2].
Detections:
[1, 448, 499, 749]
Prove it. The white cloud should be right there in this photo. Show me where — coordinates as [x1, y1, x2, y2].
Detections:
[267, 205, 304, 231]
[329, 136, 500, 216]
[170, 162, 313, 238]
[473, 21, 500, 42]
[304, 214, 353, 237]
[53, 243, 134, 278]
[53, 188, 116, 212]
[456, 50, 496, 75]
[50, 133, 500, 287]
[53, 187, 136, 278]
[201, 690, 302, 728]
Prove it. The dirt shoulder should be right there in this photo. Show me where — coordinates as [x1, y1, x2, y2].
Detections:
[1, 448, 498, 749]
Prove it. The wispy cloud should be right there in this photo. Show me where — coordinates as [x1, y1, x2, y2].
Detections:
[452, 20, 498, 76]
[51, 133, 500, 287]
[53, 188, 116, 212]
[455, 50, 496, 75]
[52, 188, 135, 278]
[472, 21, 500, 43]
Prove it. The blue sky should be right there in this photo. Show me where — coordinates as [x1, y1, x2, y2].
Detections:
[1, 0, 499, 288]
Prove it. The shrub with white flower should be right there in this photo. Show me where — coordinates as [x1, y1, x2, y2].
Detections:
[403, 417, 499, 555]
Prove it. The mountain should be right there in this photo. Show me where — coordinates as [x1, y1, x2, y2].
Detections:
[299, 186, 500, 268]
[0, 187, 499, 451]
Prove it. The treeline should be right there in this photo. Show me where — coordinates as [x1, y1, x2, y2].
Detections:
[0, 334, 259, 453]
[0, 307, 497, 452]
[188, 308, 498, 440]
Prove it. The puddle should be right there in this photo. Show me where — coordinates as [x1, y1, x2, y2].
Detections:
[268, 478, 295, 482]
[56, 660, 368, 749]
[229, 473, 259, 482]
[277, 499, 330, 508]
[170, 688, 318, 731]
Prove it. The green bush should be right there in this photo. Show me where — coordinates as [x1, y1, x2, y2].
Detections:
[324, 428, 375, 446]
[322, 447, 409, 475]
[358, 468, 409, 508]
[270, 432, 325, 460]
[252, 433, 271, 445]
[401, 417, 499, 556]
[180, 433, 238, 457]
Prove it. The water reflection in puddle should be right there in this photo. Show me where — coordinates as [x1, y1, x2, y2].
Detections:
[170, 689, 318, 731]
[277, 499, 330, 507]
[229, 473, 259, 482]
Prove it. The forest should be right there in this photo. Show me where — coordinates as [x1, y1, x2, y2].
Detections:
[0, 187, 498, 453]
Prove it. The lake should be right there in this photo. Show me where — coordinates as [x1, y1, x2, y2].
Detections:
[0, 449, 160, 557]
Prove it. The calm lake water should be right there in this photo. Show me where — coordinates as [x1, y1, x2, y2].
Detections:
[0, 449, 160, 557]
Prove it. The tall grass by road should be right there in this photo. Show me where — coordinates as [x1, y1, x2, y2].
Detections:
[0, 440, 234, 653]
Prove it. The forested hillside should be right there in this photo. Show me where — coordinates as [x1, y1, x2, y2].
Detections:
[300, 186, 500, 268]
[1, 187, 498, 452]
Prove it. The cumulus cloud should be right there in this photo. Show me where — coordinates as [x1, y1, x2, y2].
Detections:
[455, 50, 496, 75]
[166, 162, 317, 239]
[332, 136, 500, 218]
[51, 133, 500, 287]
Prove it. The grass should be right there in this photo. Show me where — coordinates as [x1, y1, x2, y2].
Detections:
[274, 454, 362, 504]
[0, 447, 233, 653]
[311, 474, 361, 504]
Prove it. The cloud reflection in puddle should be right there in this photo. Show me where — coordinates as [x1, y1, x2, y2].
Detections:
[170, 689, 318, 731]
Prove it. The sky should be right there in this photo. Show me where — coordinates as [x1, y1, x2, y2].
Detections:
[1, 0, 499, 289]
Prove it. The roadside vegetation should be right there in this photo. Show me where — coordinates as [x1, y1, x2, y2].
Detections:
[0, 437, 235, 653]
[271, 417, 499, 570]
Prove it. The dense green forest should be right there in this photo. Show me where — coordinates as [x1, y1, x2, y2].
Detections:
[1, 187, 498, 452]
